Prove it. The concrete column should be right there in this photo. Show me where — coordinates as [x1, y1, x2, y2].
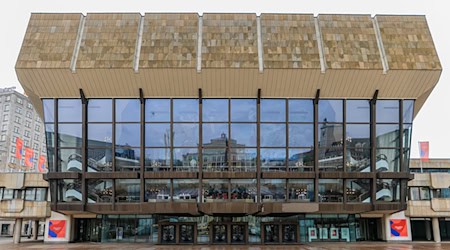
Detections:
[33, 220, 39, 240]
[432, 218, 441, 243]
[13, 218, 23, 244]
[425, 220, 432, 241]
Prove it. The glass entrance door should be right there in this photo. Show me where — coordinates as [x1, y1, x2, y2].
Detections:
[160, 224, 176, 244]
[212, 224, 227, 243]
[231, 224, 246, 244]
[179, 224, 195, 243]
[263, 224, 280, 243]
[282, 224, 297, 243]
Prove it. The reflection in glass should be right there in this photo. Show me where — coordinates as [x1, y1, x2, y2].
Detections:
[403, 100, 414, 124]
[261, 179, 285, 202]
[173, 99, 198, 122]
[145, 148, 170, 171]
[115, 99, 140, 122]
[287, 179, 314, 201]
[203, 148, 228, 172]
[261, 124, 286, 147]
[115, 148, 140, 172]
[203, 179, 228, 202]
[203, 124, 228, 146]
[261, 149, 286, 171]
[403, 124, 412, 149]
[88, 99, 112, 122]
[318, 123, 343, 148]
[376, 179, 400, 202]
[173, 148, 198, 171]
[403, 148, 411, 171]
[288, 149, 314, 172]
[58, 99, 82, 122]
[145, 99, 170, 122]
[318, 179, 343, 202]
[87, 148, 113, 172]
[231, 99, 256, 122]
[203, 99, 228, 122]
[88, 179, 113, 203]
[289, 124, 313, 147]
[230, 124, 256, 147]
[346, 179, 371, 203]
[261, 99, 286, 122]
[88, 124, 112, 147]
[145, 124, 170, 147]
[376, 149, 400, 172]
[58, 124, 82, 148]
[173, 179, 199, 202]
[376, 100, 399, 123]
[58, 148, 82, 172]
[57, 179, 82, 202]
[346, 148, 370, 172]
[319, 100, 343, 123]
[346, 124, 370, 148]
[45, 124, 55, 148]
[346, 100, 370, 123]
[144, 179, 170, 201]
[230, 179, 256, 202]
[46, 147, 55, 172]
[230, 148, 256, 172]
[173, 124, 199, 146]
[43, 99, 54, 123]
[288, 99, 313, 122]
[376, 124, 400, 148]
[115, 179, 140, 203]
[319, 148, 343, 171]
[116, 124, 141, 147]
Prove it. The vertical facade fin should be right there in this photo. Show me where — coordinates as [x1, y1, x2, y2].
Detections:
[133, 15, 145, 73]
[314, 16, 326, 73]
[70, 15, 86, 73]
[256, 16, 264, 73]
[196, 16, 203, 73]
[373, 16, 389, 74]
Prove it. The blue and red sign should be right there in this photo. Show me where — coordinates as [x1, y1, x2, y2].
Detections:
[48, 220, 66, 238]
[419, 141, 429, 162]
[24, 147, 34, 167]
[15, 137, 23, 159]
[38, 156, 46, 173]
[390, 219, 408, 237]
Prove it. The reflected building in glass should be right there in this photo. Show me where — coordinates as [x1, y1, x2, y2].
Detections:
[15, 13, 441, 244]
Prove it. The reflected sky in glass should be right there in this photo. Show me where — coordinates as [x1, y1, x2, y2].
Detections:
[203, 99, 228, 122]
[376, 124, 400, 148]
[58, 124, 82, 147]
[346, 124, 370, 148]
[288, 99, 313, 122]
[319, 100, 343, 123]
[58, 99, 82, 122]
[145, 99, 170, 122]
[203, 123, 228, 146]
[346, 100, 370, 123]
[43, 99, 54, 123]
[145, 123, 170, 147]
[261, 124, 286, 147]
[88, 124, 112, 147]
[289, 124, 313, 147]
[173, 99, 198, 122]
[376, 100, 399, 123]
[231, 99, 256, 122]
[231, 124, 256, 147]
[173, 123, 199, 146]
[88, 99, 112, 122]
[116, 99, 140, 122]
[403, 100, 414, 124]
[261, 99, 286, 122]
[116, 124, 141, 147]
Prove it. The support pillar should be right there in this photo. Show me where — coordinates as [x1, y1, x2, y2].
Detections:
[425, 220, 432, 241]
[33, 220, 39, 240]
[13, 218, 23, 244]
[432, 218, 441, 243]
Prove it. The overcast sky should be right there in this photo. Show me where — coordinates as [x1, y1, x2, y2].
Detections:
[0, 0, 448, 158]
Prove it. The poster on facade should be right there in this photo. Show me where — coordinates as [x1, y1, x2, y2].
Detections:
[341, 227, 350, 242]
[308, 227, 317, 242]
[390, 219, 408, 237]
[330, 227, 339, 239]
[319, 228, 328, 239]
[48, 220, 66, 238]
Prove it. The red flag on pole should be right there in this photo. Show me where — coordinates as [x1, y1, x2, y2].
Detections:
[419, 141, 429, 162]
[15, 137, 23, 159]
[25, 148, 34, 167]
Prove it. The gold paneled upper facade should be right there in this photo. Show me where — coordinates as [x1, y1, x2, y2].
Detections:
[16, 13, 442, 118]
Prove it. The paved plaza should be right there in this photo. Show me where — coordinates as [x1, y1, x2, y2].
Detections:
[0, 241, 450, 250]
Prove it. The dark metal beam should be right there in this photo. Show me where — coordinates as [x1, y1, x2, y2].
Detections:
[371, 89, 379, 105]
[79, 88, 87, 104]
[139, 88, 144, 104]
[199, 88, 203, 104]
[314, 89, 320, 104]
[257, 89, 261, 104]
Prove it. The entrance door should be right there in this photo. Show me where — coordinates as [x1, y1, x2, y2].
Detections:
[231, 224, 246, 244]
[212, 224, 227, 244]
[210, 222, 248, 244]
[262, 223, 299, 244]
[179, 224, 195, 243]
[263, 224, 280, 243]
[159, 222, 196, 244]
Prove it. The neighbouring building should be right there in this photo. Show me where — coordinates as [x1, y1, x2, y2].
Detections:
[15, 13, 441, 244]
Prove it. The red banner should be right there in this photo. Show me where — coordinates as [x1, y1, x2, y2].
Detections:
[24, 147, 34, 167]
[419, 141, 429, 162]
[38, 156, 46, 173]
[15, 137, 23, 159]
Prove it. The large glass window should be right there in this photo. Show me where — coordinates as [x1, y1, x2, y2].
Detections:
[43, 99, 55, 123]
[145, 99, 170, 122]
[203, 124, 228, 146]
[260, 124, 286, 147]
[88, 99, 112, 122]
[261, 179, 285, 202]
[318, 179, 343, 202]
[115, 179, 140, 203]
[202, 99, 228, 122]
[88, 124, 112, 147]
[88, 179, 113, 203]
[230, 148, 256, 172]
[58, 148, 82, 172]
[403, 100, 414, 124]
[287, 179, 314, 201]
[231, 99, 256, 122]
[203, 179, 228, 202]
[230, 179, 256, 202]
[173, 179, 199, 202]
[88, 149, 113, 172]
[288, 99, 313, 122]
[115, 148, 140, 172]
[319, 100, 343, 123]
[145, 148, 171, 171]
[58, 124, 82, 148]
[346, 179, 371, 203]
[173, 148, 198, 172]
[57, 179, 82, 202]
[203, 148, 228, 172]
[115, 99, 140, 122]
[288, 149, 314, 172]
[261, 99, 286, 122]
[376, 179, 400, 202]
[289, 124, 313, 147]
[376, 100, 399, 123]
[376, 149, 400, 172]
[145, 124, 170, 147]
[58, 99, 82, 122]
[144, 179, 170, 201]
[346, 100, 370, 123]
[230, 124, 256, 147]
[173, 99, 198, 122]
[261, 149, 286, 171]
[116, 124, 140, 147]
[173, 124, 198, 146]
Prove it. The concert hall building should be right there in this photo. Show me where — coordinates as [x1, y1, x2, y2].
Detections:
[15, 13, 441, 244]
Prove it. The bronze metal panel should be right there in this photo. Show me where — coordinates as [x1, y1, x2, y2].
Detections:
[141, 202, 199, 215]
[320, 172, 375, 179]
[377, 172, 411, 179]
[262, 172, 315, 179]
[144, 172, 198, 179]
[56, 203, 84, 212]
[344, 203, 373, 213]
[373, 202, 404, 212]
[85, 172, 139, 179]
[202, 172, 256, 179]
[47, 172, 80, 179]
[198, 202, 260, 215]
